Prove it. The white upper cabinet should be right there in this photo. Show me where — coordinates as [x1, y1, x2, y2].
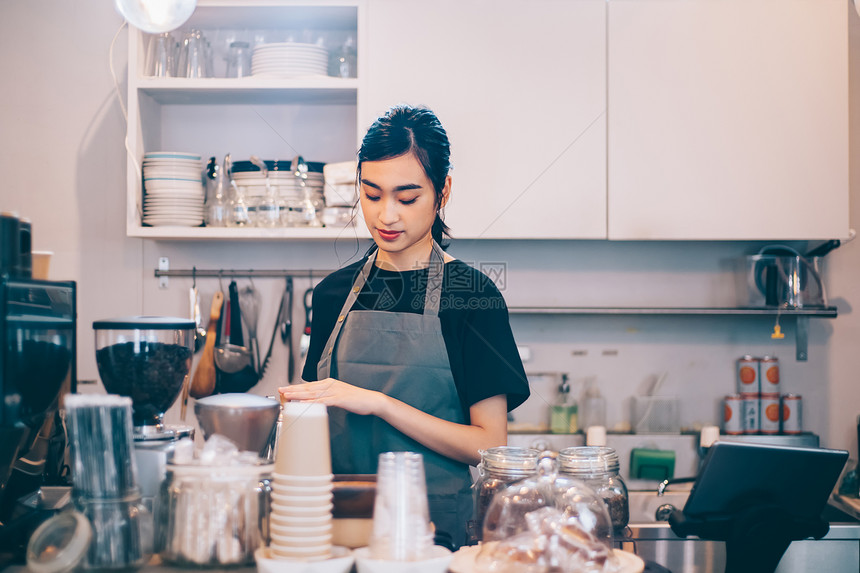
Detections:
[361, 0, 607, 239]
[607, 0, 849, 240]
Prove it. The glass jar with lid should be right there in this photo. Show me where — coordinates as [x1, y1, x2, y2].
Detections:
[558, 446, 629, 532]
[473, 446, 540, 540]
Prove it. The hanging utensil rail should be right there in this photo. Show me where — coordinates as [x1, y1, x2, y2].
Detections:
[154, 267, 333, 280]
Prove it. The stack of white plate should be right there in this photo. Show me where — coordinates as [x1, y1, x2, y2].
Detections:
[251, 42, 329, 78]
[232, 171, 325, 201]
[142, 151, 204, 227]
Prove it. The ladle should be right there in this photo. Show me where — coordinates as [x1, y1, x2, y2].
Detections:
[214, 281, 253, 374]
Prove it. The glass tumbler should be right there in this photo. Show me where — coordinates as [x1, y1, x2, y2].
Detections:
[177, 29, 207, 78]
[146, 32, 175, 77]
[225, 41, 252, 78]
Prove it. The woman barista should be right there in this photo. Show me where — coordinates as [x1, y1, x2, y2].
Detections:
[279, 105, 529, 549]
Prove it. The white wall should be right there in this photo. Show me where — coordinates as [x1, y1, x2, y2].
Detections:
[1, 1, 857, 455]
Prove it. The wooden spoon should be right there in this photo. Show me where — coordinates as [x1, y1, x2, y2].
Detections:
[190, 290, 224, 399]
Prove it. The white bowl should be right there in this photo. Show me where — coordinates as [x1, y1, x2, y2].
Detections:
[271, 492, 333, 506]
[353, 546, 452, 573]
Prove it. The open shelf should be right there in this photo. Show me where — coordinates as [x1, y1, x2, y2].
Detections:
[507, 306, 838, 362]
[508, 306, 838, 317]
[134, 77, 358, 105]
[128, 225, 369, 240]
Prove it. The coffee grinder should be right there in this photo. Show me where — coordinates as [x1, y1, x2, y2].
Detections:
[92, 317, 196, 518]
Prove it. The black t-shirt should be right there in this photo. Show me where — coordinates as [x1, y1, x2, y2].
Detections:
[301, 257, 530, 420]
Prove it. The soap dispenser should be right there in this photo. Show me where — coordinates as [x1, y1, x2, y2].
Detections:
[550, 374, 578, 434]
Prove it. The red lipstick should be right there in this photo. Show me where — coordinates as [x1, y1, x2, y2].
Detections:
[377, 229, 402, 241]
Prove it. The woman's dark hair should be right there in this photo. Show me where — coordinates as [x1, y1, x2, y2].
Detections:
[358, 105, 452, 248]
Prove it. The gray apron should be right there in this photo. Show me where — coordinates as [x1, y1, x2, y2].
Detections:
[318, 242, 474, 549]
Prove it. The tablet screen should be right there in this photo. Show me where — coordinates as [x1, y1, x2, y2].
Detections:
[683, 441, 848, 519]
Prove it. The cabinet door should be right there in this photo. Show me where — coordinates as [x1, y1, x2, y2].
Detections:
[607, 0, 849, 240]
[361, 0, 607, 239]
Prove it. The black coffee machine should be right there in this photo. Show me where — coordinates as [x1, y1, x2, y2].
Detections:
[0, 212, 76, 563]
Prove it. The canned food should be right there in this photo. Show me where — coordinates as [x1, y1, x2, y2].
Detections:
[760, 356, 780, 395]
[781, 394, 803, 434]
[742, 394, 760, 434]
[736, 356, 760, 394]
[723, 394, 744, 435]
[760, 394, 780, 434]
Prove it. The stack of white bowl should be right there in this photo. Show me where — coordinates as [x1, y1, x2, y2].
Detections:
[270, 402, 334, 562]
[141, 151, 204, 227]
[251, 42, 329, 78]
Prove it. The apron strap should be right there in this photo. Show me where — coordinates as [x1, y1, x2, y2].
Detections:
[317, 241, 446, 377]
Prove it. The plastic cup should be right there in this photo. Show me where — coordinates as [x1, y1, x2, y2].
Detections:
[368, 452, 434, 561]
[274, 402, 331, 476]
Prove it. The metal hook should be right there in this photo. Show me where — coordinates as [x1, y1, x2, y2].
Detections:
[192, 266, 197, 289]
[218, 270, 224, 292]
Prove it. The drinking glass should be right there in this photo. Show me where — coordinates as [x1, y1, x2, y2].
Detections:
[177, 29, 207, 78]
[225, 41, 252, 78]
[146, 32, 175, 77]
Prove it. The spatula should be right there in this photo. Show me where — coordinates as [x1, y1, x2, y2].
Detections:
[190, 290, 224, 399]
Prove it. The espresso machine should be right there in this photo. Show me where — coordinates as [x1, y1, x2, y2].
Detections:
[0, 278, 76, 562]
[0, 212, 77, 564]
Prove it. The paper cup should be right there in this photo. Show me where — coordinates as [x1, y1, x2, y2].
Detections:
[271, 492, 333, 507]
[270, 522, 332, 537]
[271, 502, 333, 518]
[31, 251, 52, 280]
[271, 512, 332, 527]
[275, 402, 331, 475]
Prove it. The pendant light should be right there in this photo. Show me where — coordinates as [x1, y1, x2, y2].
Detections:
[114, 0, 197, 33]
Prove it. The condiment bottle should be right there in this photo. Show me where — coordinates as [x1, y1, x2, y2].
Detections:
[550, 374, 578, 434]
[558, 446, 629, 533]
[473, 446, 540, 541]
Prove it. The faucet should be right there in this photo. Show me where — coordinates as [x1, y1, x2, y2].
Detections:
[657, 476, 697, 496]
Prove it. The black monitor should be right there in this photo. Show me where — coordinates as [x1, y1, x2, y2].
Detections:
[670, 441, 848, 573]
[684, 441, 848, 520]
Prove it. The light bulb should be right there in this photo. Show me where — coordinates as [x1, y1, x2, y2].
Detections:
[114, 0, 197, 34]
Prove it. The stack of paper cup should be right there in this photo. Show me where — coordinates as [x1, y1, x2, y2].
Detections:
[270, 402, 333, 561]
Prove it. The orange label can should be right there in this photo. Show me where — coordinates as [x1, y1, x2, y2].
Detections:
[760, 393, 781, 434]
[760, 356, 780, 395]
[736, 355, 760, 395]
[724, 394, 744, 435]
[781, 393, 803, 434]
[742, 393, 760, 434]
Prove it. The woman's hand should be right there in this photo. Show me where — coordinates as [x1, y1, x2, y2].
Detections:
[278, 379, 386, 416]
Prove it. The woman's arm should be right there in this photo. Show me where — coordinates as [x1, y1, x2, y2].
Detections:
[278, 380, 507, 466]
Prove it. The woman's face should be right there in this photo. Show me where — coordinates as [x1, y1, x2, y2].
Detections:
[359, 153, 450, 268]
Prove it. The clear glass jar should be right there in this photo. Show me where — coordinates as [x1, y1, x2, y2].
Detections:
[473, 447, 540, 539]
[558, 446, 629, 532]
